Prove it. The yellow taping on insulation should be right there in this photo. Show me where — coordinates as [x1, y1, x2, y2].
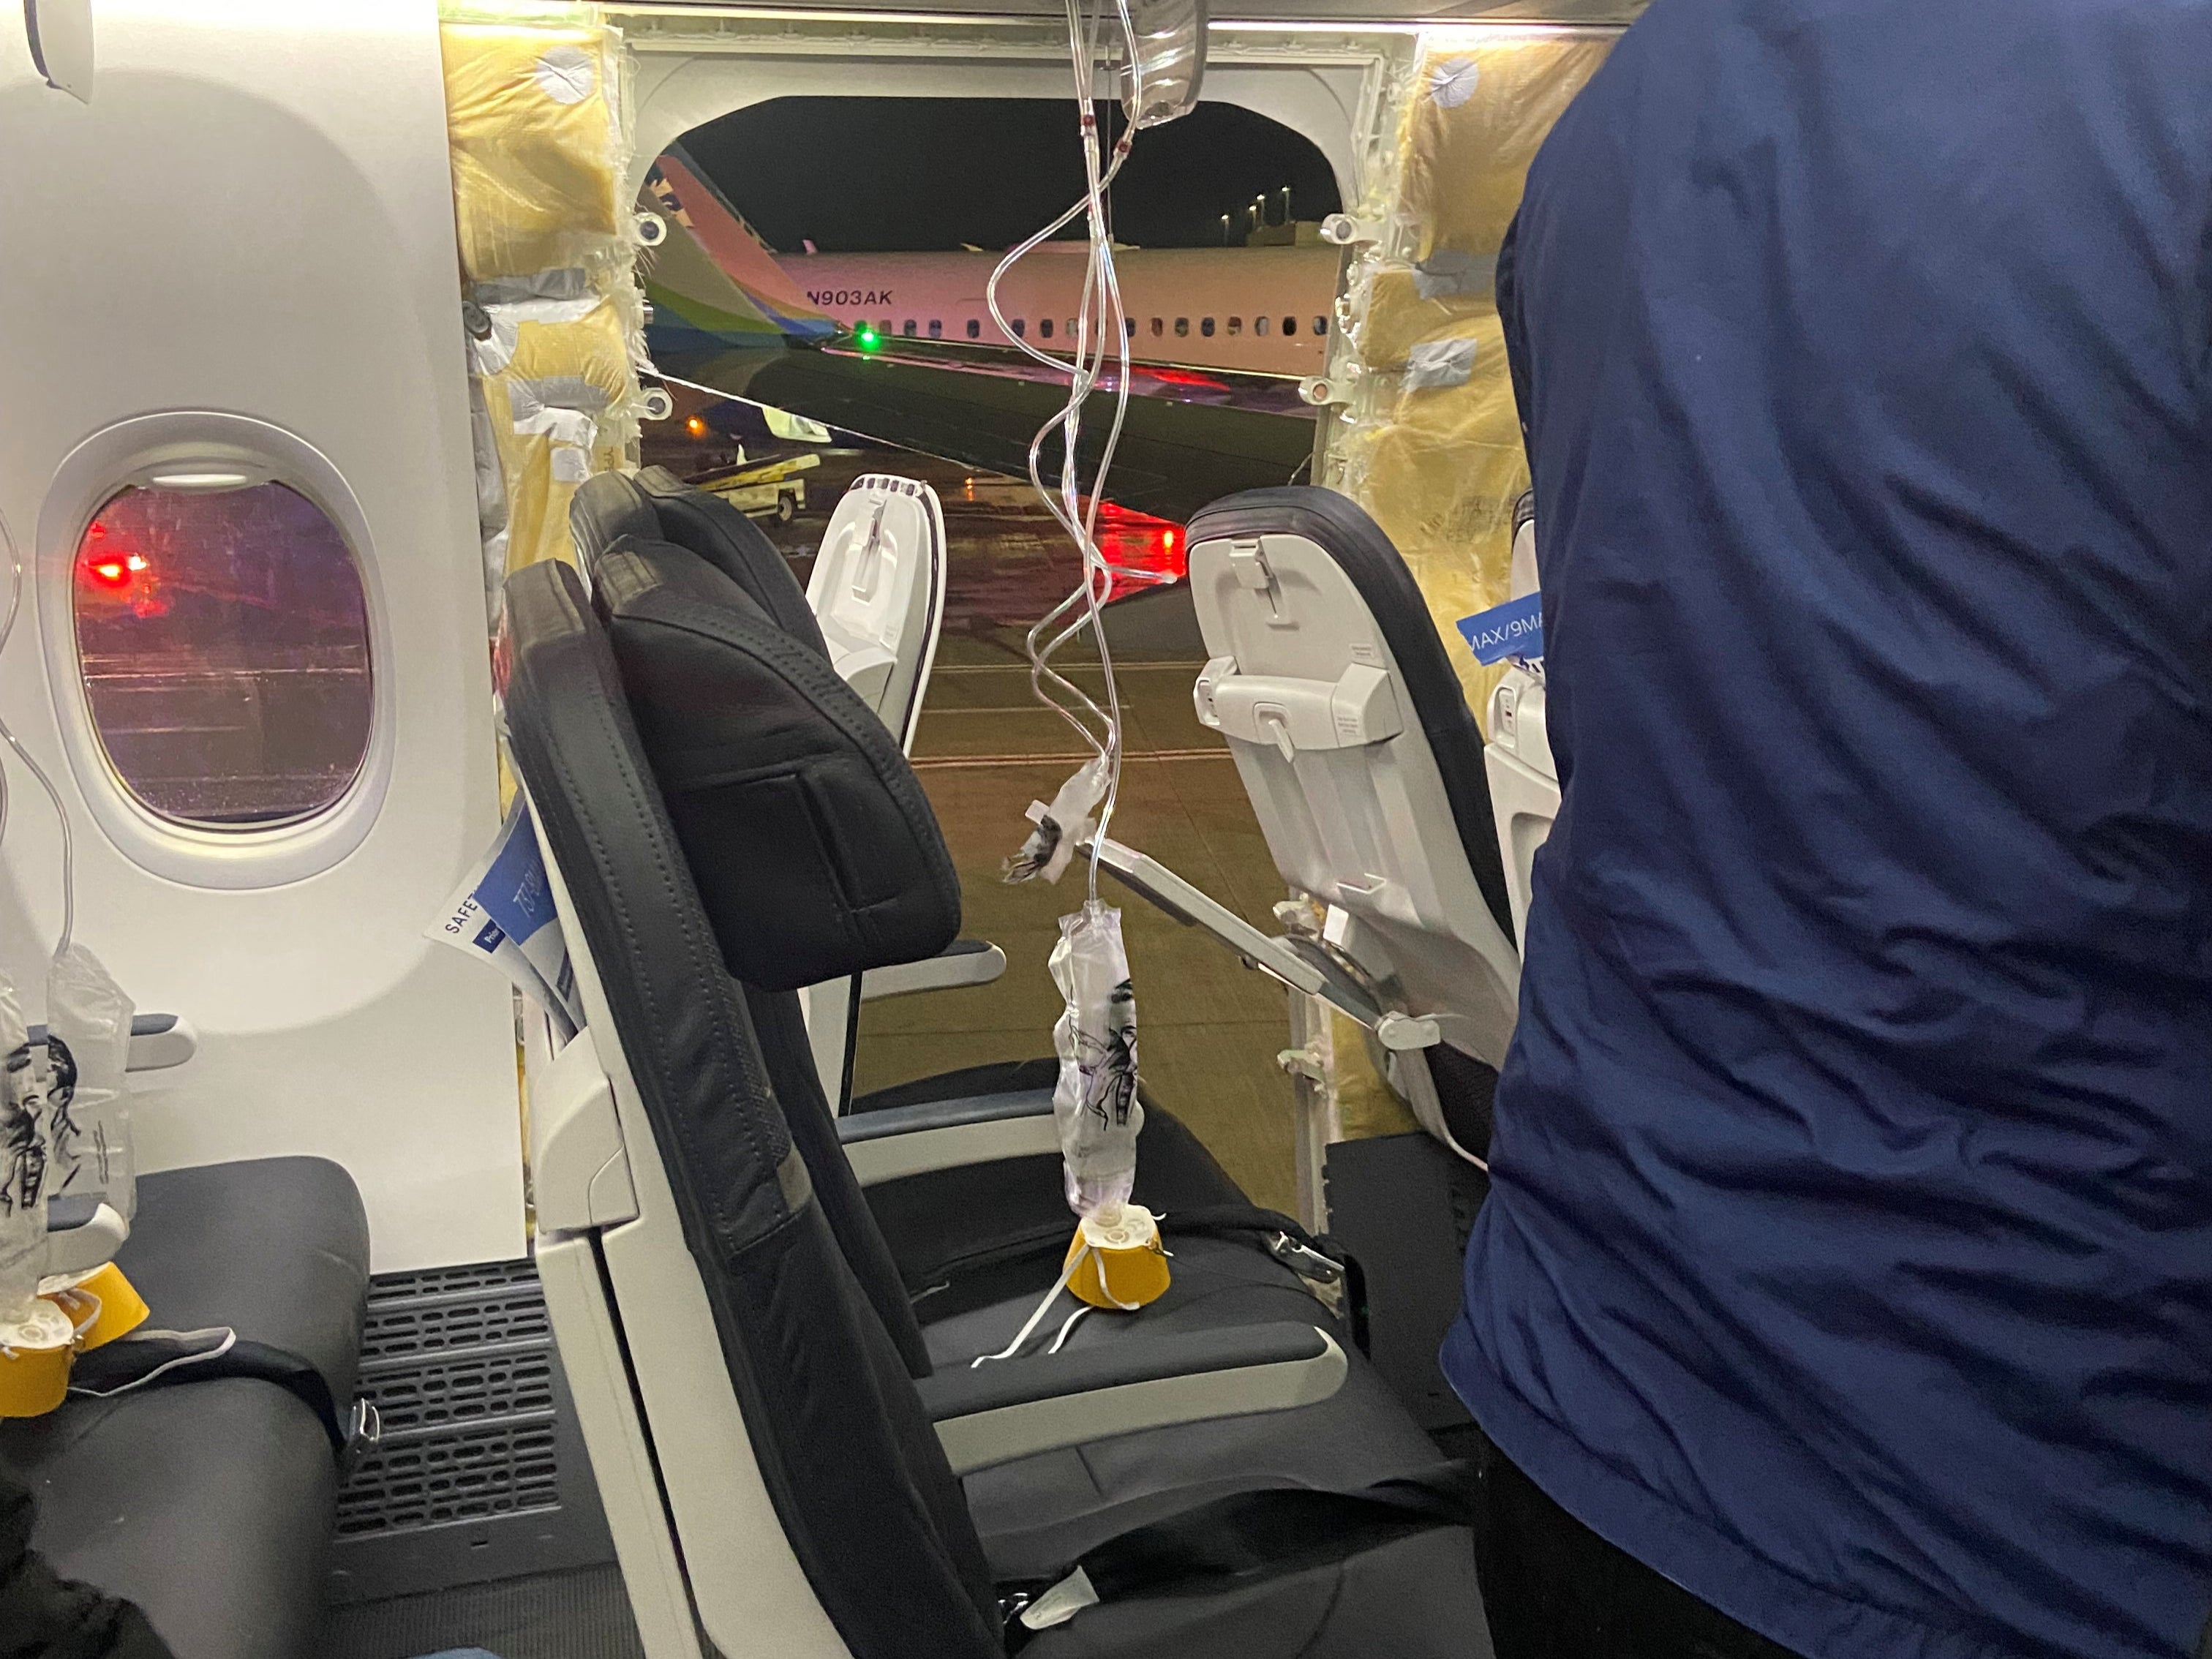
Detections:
[1399, 37, 1614, 263]
[443, 22, 624, 283]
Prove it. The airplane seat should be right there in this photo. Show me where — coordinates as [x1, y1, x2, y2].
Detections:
[501, 552, 1490, 1658]
[1482, 496, 1560, 944]
[578, 531, 1276, 1321]
[805, 473, 948, 753]
[570, 467, 986, 1107]
[0, 1156, 372, 1659]
[1181, 486, 1527, 1158]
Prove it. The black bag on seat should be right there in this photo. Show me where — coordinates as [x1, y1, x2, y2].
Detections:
[573, 466, 830, 657]
[590, 537, 960, 994]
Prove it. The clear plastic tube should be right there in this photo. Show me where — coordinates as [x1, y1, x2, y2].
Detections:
[988, 0, 1182, 900]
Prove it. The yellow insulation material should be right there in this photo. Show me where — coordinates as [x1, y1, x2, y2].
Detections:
[1357, 265, 1492, 369]
[1330, 1012, 1423, 1142]
[500, 295, 633, 407]
[484, 376, 622, 578]
[1350, 306, 1530, 713]
[479, 299, 633, 576]
[1399, 36, 1614, 264]
[1339, 32, 1613, 725]
[443, 21, 625, 284]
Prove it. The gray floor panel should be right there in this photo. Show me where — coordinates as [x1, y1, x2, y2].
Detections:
[320, 1565, 646, 1659]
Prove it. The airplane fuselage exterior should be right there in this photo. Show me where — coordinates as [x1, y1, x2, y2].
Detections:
[774, 244, 1342, 377]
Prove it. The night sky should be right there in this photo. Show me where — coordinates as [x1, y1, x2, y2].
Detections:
[678, 98, 1342, 254]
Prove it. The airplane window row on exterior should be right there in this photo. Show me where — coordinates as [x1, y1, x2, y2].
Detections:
[881, 316, 1330, 345]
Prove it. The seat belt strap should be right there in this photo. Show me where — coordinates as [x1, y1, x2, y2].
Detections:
[1004, 1464, 1479, 1639]
[68, 1331, 349, 1456]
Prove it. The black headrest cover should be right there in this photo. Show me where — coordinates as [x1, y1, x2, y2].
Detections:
[569, 470, 662, 568]
[633, 466, 832, 659]
[592, 536, 960, 992]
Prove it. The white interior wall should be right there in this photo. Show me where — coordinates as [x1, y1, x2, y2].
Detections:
[0, 0, 524, 1270]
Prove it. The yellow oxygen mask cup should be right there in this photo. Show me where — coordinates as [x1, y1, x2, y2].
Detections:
[1064, 1200, 1172, 1311]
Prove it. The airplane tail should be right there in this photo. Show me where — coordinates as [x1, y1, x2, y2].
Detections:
[644, 146, 836, 347]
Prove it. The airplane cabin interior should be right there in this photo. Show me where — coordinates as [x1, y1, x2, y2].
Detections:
[0, 2, 1639, 1656]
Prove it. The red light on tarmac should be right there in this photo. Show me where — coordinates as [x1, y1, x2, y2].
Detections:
[89, 560, 129, 588]
[1090, 501, 1189, 598]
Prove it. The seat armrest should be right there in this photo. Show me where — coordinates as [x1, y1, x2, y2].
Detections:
[860, 939, 1007, 1002]
[838, 1088, 1058, 1187]
[26, 1012, 196, 1073]
[1083, 837, 1439, 1051]
[920, 1322, 1347, 1475]
[43, 1195, 129, 1279]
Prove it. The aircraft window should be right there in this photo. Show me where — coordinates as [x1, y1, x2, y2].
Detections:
[1150, 317, 1164, 336]
[928, 319, 942, 338]
[1315, 315, 1328, 338]
[1255, 315, 1271, 336]
[1227, 317, 1243, 335]
[1282, 315, 1298, 336]
[73, 481, 372, 827]
[1039, 318, 1054, 339]
[966, 319, 981, 339]
[1125, 318, 1136, 338]
[902, 319, 917, 336]
[1066, 319, 1078, 339]
[1200, 317, 1216, 337]
[1011, 319, 1026, 337]
[1174, 317, 1189, 337]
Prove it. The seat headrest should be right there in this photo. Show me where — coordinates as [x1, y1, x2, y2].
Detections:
[590, 535, 960, 992]
[631, 466, 832, 658]
[570, 470, 662, 568]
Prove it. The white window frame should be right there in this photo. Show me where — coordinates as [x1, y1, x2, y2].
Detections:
[37, 410, 394, 890]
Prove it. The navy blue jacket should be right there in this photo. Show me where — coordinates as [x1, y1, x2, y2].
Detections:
[1444, 4, 2212, 1656]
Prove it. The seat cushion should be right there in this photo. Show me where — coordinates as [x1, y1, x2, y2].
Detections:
[116, 1156, 372, 1408]
[862, 1072, 1257, 1306]
[954, 1237, 1490, 1659]
[940, 1235, 1460, 1581]
[0, 1379, 337, 1659]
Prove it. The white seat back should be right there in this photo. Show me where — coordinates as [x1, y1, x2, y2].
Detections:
[1483, 668, 1559, 947]
[807, 475, 946, 754]
[1186, 497, 1521, 1069]
[1483, 508, 1559, 944]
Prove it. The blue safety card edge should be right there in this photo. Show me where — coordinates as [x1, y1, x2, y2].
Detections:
[1458, 592, 1543, 666]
